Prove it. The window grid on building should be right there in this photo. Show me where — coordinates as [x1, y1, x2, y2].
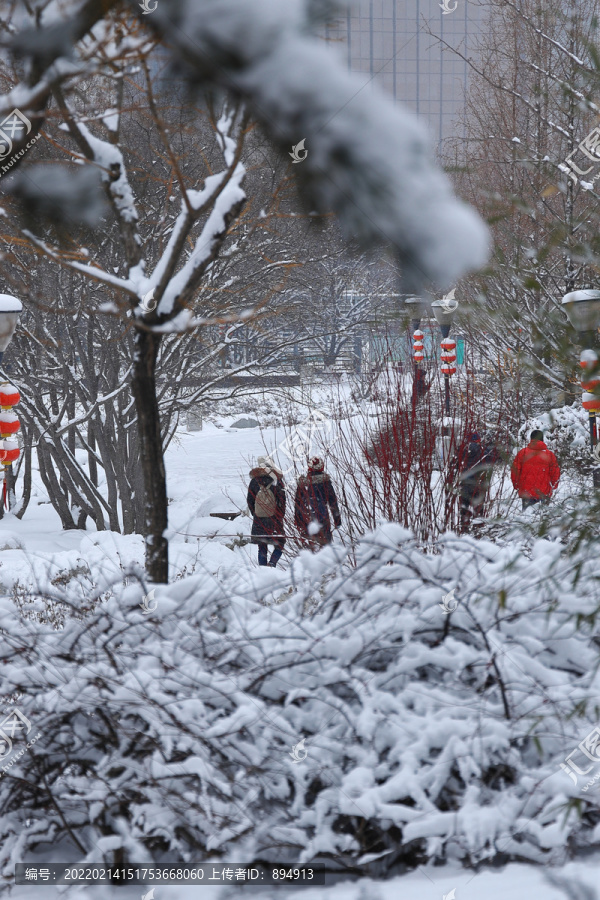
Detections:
[324, 0, 482, 149]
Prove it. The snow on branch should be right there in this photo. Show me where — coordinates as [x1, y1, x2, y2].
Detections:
[0, 524, 599, 869]
[160, 169, 246, 316]
[143, 108, 247, 318]
[67, 120, 139, 225]
[6, 0, 489, 293]
[145, 0, 488, 292]
[51, 89, 143, 271]
[146, 170, 235, 310]
[20, 230, 139, 297]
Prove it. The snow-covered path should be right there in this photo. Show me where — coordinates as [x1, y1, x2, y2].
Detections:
[0, 419, 292, 591]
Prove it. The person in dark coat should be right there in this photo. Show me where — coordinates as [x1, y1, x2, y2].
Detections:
[412, 367, 430, 404]
[294, 457, 342, 549]
[455, 431, 499, 532]
[247, 456, 286, 566]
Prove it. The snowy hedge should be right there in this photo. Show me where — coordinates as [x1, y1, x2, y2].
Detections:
[1, 524, 600, 878]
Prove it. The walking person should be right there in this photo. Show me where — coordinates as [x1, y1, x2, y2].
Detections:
[247, 456, 286, 566]
[294, 456, 342, 549]
[455, 431, 499, 532]
[511, 429, 560, 510]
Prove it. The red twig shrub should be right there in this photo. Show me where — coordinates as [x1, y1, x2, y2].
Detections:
[322, 356, 511, 546]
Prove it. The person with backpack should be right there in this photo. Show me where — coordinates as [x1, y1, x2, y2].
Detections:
[511, 429, 560, 510]
[294, 457, 342, 549]
[247, 456, 286, 566]
[455, 431, 499, 532]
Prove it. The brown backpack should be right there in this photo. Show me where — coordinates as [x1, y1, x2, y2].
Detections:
[255, 484, 277, 518]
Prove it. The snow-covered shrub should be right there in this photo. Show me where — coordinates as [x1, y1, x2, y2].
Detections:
[1, 525, 600, 879]
[521, 405, 589, 461]
[297, 362, 513, 543]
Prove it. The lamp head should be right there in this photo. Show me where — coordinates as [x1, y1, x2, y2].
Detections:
[562, 289, 600, 336]
[431, 298, 458, 329]
[404, 295, 427, 332]
[0, 296, 22, 363]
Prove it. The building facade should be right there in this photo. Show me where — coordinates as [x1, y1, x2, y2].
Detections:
[324, 0, 484, 149]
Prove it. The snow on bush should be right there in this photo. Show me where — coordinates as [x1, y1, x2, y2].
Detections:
[0, 524, 600, 878]
[521, 405, 589, 453]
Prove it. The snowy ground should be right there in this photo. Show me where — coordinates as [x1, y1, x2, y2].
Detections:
[2, 411, 598, 898]
[0, 403, 573, 597]
[0, 418, 291, 595]
[0, 395, 372, 593]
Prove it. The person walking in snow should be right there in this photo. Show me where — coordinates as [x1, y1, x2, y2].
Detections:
[294, 457, 342, 549]
[455, 432, 487, 532]
[455, 431, 500, 532]
[511, 430, 560, 510]
[247, 456, 286, 566]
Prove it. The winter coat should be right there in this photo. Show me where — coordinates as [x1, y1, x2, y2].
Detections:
[247, 467, 286, 547]
[294, 471, 341, 541]
[511, 440, 560, 500]
[457, 435, 500, 490]
[457, 436, 484, 486]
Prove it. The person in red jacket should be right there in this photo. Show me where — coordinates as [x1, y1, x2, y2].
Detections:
[511, 430, 560, 510]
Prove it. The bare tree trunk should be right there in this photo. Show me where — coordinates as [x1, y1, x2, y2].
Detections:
[124, 427, 144, 535]
[14, 433, 32, 520]
[89, 411, 121, 532]
[38, 440, 77, 529]
[131, 328, 168, 583]
[87, 424, 98, 487]
[5, 465, 16, 513]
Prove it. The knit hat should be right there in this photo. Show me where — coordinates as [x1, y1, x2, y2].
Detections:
[257, 455, 283, 477]
[309, 456, 324, 472]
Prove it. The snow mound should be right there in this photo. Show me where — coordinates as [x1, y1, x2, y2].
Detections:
[197, 489, 247, 517]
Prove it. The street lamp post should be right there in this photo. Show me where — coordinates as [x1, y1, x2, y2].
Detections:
[432, 298, 459, 416]
[562, 289, 600, 484]
[0, 295, 23, 508]
[404, 296, 428, 404]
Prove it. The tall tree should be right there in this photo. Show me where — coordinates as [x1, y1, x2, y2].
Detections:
[0, 0, 488, 580]
[437, 0, 600, 412]
[0, 40, 306, 573]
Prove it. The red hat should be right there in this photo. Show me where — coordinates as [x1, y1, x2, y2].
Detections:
[309, 456, 324, 472]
